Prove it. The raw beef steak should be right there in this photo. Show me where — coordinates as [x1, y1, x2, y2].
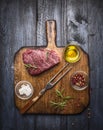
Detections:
[22, 48, 60, 76]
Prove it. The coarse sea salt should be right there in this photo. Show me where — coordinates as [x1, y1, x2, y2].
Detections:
[19, 84, 32, 96]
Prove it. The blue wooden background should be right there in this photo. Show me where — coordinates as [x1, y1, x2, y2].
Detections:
[0, 0, 103, 130]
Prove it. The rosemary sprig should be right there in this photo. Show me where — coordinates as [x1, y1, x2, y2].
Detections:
[50, 101, 66, 109]
[50, 89, 73, 110]
[56, 89, 72, 100]
[24, 64, 38, 69]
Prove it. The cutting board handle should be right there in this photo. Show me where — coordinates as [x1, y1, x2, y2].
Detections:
[46, 20, 56, 49]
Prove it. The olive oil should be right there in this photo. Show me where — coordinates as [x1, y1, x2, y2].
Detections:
[64, 45, 80, 63]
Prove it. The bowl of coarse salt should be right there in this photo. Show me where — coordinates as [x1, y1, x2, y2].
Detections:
[15, 81, 34, 100]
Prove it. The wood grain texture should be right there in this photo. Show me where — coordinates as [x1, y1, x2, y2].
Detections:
[63, 0, 90, 129]
[14, 20, 89, 114]
[0, 0, 37, 130]
[0, 0, 103, 130]
[87, 0, 103, 130]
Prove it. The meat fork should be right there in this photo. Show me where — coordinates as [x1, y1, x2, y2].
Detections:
[20, 63, 72, 114]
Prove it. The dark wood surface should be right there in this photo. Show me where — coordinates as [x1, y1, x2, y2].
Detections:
[0, 0, 103, 129]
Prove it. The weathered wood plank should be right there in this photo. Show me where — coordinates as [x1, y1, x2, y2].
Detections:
[37, 0, 67, 47]
[88, 0, 103, 130]
[66, 0, 89, 52]
[53, 0, 67, 46]
[37, 0, 54, 46]
[66, 0, 90, 130]
[0, 0, 37, 130]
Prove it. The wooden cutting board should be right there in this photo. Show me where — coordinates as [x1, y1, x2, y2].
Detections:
[14, 20, 89, 114]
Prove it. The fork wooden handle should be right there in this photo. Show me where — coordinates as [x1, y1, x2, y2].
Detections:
[20, 95, 40, 114]
[20, 88, 46, 114]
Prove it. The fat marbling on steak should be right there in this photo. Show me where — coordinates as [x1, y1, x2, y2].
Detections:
[22, 48, 60, 76]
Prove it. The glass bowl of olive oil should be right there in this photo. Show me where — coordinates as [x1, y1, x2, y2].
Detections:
[64, 43, 80, 63]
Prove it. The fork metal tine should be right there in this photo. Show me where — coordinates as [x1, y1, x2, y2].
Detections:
[48, 63, 69, 83]
[52, 67, 72, 86]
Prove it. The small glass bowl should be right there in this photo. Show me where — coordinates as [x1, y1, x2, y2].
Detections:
[15, 81, 34, 100]
[70, 71, 89, 91]
[64, 42, 81, 63]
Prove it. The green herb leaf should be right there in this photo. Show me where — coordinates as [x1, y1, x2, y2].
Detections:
[50, 101, 66, 109]
[61, 88, 64, 94]
[24, 64, 38, 69]
[63, 96, 72, 100]
[50, 101, 58, 105]
[24, 64, 30, 68]
[56, 89, 63, 98]
[50, 88, 74, 110]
